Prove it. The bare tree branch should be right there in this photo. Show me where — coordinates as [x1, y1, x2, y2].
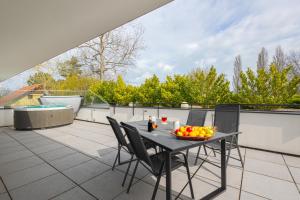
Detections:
[257, 47, 268, 71]
[78, 24, 144, 80]
[233, 55, 242, 93]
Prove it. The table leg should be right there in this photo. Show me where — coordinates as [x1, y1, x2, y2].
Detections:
[221, 139, 226, 189]
[165, 151, 172, 200]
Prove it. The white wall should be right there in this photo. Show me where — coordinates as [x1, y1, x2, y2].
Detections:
[76, 107, 300, 155]
[239, 112, 300, 155]
[0, 109, 13, 127]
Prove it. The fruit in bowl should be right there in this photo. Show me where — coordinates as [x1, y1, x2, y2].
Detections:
[174, 126, 215, 139]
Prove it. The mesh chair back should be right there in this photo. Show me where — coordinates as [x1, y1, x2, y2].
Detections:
[214, 104, 240, 134]
[107, 116, 128, 147]
[121, 122, 153, 167]
[186, 109, 207, 126]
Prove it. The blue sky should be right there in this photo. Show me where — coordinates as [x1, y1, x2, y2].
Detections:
[1, 0, 300, 90]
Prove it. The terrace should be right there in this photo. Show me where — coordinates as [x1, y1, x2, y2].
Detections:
[0, 120, 299, 200]
[1, 0, 300, 199]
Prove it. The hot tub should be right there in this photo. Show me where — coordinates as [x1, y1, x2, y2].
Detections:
[39, 96, 82, 113]
[14, 105, 74, 130]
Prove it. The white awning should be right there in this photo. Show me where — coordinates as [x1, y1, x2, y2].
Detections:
[0, 0, 172, 81]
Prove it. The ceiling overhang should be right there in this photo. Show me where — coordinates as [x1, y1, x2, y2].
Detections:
[0, 0, 172, 81]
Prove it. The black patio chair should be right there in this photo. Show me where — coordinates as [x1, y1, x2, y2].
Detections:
[121, 122, 194, 200]
[194, 104, 244, 168]
[185, 109, 208, 160]
[186, 109, 207, 127]
[106, 116, 157, 186]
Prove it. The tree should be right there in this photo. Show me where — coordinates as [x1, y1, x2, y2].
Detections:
[233, 55, 242, 93]
[52, 75, 96, 93]
[88, 80, 117, 104]
[57, 56, 82, 78]
[237, 64, 300, 104]
[257, 47, 268, 71]
[160, 75, 186, 107]
[287, 50, 300, 76]
[114, 76, 134, 105]
[27, 71, 55, 90]
[79, 25, 144, 80]
[273, 46, 286, 71]
[188, 67, 232, 106]
[137, 75, 161, 106]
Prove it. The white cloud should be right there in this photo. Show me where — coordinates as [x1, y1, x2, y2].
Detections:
[186, 43, 199, 50]
[158, 62, 174, 71]
[126, 0, 300, 85]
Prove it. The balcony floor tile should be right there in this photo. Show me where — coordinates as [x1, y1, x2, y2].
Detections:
[242, 171, 299, 200]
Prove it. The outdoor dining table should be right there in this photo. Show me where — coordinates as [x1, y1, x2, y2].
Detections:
[128, 120, 240, 200]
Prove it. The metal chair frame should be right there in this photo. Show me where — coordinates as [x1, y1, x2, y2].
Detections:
[107, 116, 156, 187]
[194, 105, 244, 168]
[121, 122, 194, 200]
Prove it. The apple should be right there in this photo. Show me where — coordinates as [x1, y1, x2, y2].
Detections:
[177, 131, 183, 136]
[186, 126, 193, 132]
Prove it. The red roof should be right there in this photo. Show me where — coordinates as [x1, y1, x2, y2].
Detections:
[0, 84, 42, 106]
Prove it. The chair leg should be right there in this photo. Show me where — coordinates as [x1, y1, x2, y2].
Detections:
[186, 149, 189, 160]
[237, 145, 244, 167]
[122, 154, 134, 187]
[112, 146, 120, 171]
[127, 160, 139, 193]
[226, 136, 235, 168]
[118, 146, 121, 165]
[194, 146, 201, 165]
[151, 162, 164, 200]
[212, 148, 216, 157]
[203, 145, 208, 155]
[183, 155, 194, 199]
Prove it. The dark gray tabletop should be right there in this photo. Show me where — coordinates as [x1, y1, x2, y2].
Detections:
[128, 120, 240, 152]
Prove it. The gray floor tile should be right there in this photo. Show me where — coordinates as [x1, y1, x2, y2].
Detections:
[22, 139, 56, 148]
[0, 193, 10, 200]
[246, 149, 285, 165]
[115, 160, 150, 179]
[39, 147, 76, 161]
[63, 159, 110, 184]
[245, 157, 293, 181]
[213, 186, 240, 200]
[0, 145, 26, 155]
[0, 136, 14, 145]
[50, 152, 92, 171]
[0, 150, 33, 165]
[2, 163, 57, 190]
[9, 173, 75, 200]
[96, 149, 131, 167]
[289, 166, 300, 184]
[30, 143, 65, 154]
[0, 141, 21, 149]
[284, 155, 300, 168]
[14, 134, 44, 142]
[0, 156, 44, 176]
[192, 163, 242, 189]
[165, 170, 216, 200]
[1, 123, 298, 200]
[242, 171, 299, 200]
[81, 170, 136, 200]
[240, 191, 269, 200]
[52, 187, 96, 200]
[0, 181, 6, 194]
[114, 181, 167, 200]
